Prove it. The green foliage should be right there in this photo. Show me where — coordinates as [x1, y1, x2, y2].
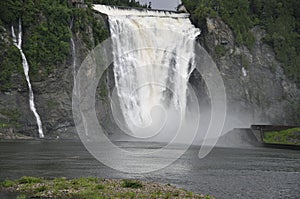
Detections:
[22, 1, 73, 77]
[91, 0, 147, 8]
[122, 179, 143, 189]
[0, 0, 147, 87]
[72, 6, 107, 49]
[47, 100, 59, 109]
[93, 19, 109, 46]
[0, 41, 22, 91]
[0, 109, 21, 127]
[1, 176, 212, 199]
[183, 0, 300, 83]
[0, 0, 110, 82]
[35, 185, 47, 192]
[0, 0, 22, 24]
[0, 180, 16, 188]
[18, 176, 44, 184]
[53, 177, 69, 190]
[214, 45, 226, 57]
[0, 123, 10, 128]
[256, 0, 300, 84]
[16, 194, 27, 199]
[183, 0, 256, 49]
[263, 127, 300, 145]
[0, 0, 73, 78]
[219, 0, 255, 49]
[240, 54, 250, 69]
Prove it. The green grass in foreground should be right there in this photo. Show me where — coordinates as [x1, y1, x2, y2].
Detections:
[263, 128, 300, 145]
[0, 176, 214, 199]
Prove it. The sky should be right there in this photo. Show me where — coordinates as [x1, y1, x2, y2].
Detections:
[139, 0, 182, 11]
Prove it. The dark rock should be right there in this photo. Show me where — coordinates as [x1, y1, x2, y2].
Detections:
[197, 17, 300, 126]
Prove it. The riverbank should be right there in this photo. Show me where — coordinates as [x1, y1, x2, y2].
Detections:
[263, 127, 300, 145]
[1, 176, 213, 199]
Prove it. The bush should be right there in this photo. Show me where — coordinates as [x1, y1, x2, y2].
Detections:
[1, 180, 16, 188]
[18, 176, 43, 184]
[121, 179, 143, 189]
[215, 45, 226, 57]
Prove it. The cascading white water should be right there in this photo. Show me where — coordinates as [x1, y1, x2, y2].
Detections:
[70, 38, 77, 92]
[70, 19, 77, 95]
[93, 5, 200, 137]
[11, 20, 44, 138]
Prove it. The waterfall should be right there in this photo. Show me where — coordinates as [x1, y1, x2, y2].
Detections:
[11, 20, 44, 138]
[70, 38, 77, 91]
[93, 5, 200, 137]
[70, 18, 77, 95]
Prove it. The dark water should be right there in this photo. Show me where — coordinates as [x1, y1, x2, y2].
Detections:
[0, 140, 299, 199]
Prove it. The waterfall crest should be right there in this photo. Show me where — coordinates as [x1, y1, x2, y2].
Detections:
[94, 5, 200, 137]
[11, 20, 44, 138]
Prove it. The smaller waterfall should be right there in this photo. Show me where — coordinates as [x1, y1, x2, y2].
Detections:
[11, 19, 44, 138]
[70, 19, 77, 95]
[70, 38, 77, 93]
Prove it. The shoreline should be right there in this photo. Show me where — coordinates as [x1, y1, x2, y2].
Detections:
[1, 176, 214, 199]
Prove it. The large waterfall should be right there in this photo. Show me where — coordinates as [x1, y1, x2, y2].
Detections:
[93, 5, 200, 138]
[11, 20, 44, 138]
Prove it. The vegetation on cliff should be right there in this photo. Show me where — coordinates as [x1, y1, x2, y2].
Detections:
[0, 0, 144, 91]
[0, 176, 213, 199]
[1, 0, 299, 88]
[182, 0, 300, 84]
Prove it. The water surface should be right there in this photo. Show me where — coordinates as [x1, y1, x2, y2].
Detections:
[0, 140, 299, 198]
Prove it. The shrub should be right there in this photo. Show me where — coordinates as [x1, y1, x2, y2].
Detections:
[18, 176, 43, 184]
[215, 45, 227, 57]
[121, 179, 143, 189]
[1, 180, 16, 188]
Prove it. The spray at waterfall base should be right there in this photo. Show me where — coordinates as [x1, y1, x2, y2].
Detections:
[73, 5, 227, 173]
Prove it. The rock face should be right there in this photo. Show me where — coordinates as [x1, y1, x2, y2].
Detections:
[197, 17, 299, 127]
[0, 28, 90, 139]
[0, 14, 299, 139]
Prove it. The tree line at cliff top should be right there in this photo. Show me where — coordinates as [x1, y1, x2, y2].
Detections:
[0, 0, 299, 91]
[182, 0, 300, 85]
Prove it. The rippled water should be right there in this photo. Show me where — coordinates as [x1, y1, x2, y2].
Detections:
[0, 140, 299, 198]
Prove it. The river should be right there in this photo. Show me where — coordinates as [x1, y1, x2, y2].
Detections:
[0, 140, 299, 198]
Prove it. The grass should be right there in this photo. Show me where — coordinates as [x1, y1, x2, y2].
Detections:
[0, 176, 214, 199]
[263, 127, 300, 145]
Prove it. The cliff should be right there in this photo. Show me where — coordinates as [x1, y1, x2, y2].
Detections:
[0, 1, 299, 139]
[194, 17, 299, 126]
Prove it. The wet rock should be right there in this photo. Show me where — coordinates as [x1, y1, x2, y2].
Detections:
[197, 17, 300, 126]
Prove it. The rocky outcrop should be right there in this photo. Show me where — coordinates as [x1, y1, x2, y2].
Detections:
[198, 17, 299, 126]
